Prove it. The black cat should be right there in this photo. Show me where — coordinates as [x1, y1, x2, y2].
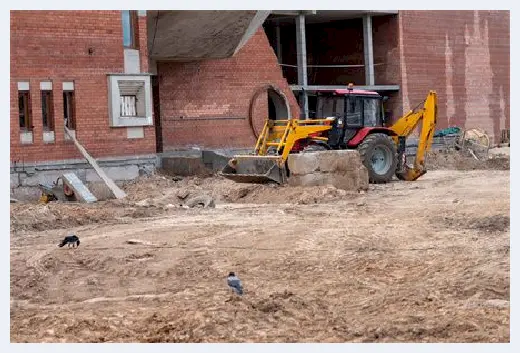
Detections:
[58, 235, 80, 248]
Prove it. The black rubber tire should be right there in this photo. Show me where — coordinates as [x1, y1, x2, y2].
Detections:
[357, 133, 398, 184]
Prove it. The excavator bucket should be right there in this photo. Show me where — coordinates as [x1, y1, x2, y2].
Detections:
[219, 156, 288, 184]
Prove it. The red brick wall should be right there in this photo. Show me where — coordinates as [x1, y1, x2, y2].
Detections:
[398, 10, 510, 144]
[10, 10, 155, 164]
[156, 28, 300, 150]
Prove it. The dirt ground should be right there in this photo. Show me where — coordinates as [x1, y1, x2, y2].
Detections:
[10, 151, 510, 343]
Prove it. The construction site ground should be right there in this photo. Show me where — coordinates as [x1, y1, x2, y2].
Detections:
[10, 150, 510, 342]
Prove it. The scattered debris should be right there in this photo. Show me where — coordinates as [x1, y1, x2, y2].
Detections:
[427, 149, 509, 171]
[125, 239, 154, 246]
[135, 199, 151, 207]
[176, 189, 190, 200]
[184, 195, 216, 208]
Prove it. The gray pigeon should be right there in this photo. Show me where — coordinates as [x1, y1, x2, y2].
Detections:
[227, 272, 243, 295]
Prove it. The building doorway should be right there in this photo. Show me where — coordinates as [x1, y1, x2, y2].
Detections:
[151, 75, 163, 153]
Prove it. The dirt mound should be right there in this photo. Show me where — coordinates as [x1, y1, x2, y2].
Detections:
[9, 201, 169, 233]
[434, 214, 510, 234]
[10, 174, 355, 233]
[427, 150, 509, 170]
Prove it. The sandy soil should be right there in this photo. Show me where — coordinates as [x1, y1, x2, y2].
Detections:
[10, 157, 510, 342]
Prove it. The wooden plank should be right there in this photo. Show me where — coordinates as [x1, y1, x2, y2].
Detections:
[64, 127, 127, 199]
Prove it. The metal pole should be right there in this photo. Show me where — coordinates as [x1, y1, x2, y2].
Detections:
[363, 14, 375, 86]
[275, 22, 282, 64]
[296, 13, 309, 119]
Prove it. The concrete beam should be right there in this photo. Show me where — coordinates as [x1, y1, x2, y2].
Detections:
[295, 13, 309, 119]
[363, 15, 375, 86]
[270, 10, 317, 16]
[290, 85, 400, 92]
[148, 11, 270, 61]
[233, 10, 271, 55]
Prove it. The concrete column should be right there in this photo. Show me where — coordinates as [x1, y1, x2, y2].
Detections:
[296, 13, 309, 119]
[275, 22, 282, 64]
[363, 14, 375, 86]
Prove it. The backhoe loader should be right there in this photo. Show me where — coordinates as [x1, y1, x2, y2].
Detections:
[220, 86, 437, 184]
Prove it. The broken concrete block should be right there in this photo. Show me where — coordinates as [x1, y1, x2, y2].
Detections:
[62, 172, 98, 203]
[316, 150, 365, 173]
[185, 195, 215, 208]
[287, 173, 326, 187]
[176, 189, 190, 200]
[287, 153, 319, 176]
[288, 167, 369, 192]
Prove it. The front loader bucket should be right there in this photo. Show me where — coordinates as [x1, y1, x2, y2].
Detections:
[219, 156, 287, 184]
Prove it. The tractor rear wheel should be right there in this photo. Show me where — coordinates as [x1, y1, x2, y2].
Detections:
[357, 133, 398, 183]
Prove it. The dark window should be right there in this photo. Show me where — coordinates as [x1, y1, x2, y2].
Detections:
[18, 91, 32, 130]
[63, 91, 76, 130]
[346, 97, 362, 126]
[41, 90, 54, 130]
[122, 10, 139, 49]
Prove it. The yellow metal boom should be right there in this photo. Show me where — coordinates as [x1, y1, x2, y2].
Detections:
[389, 90, 438, 181]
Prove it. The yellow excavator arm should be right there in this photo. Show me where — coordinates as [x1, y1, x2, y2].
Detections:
[389, 90, 438, 181]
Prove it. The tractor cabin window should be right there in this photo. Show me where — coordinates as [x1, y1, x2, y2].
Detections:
[363, 99, 379, 127]
[41, 90, 54, 131]
[63, 91, 76, 129]
[346, 97, 362, 126]
[122, 10, 139, 49]
[18, 91, 32, 131]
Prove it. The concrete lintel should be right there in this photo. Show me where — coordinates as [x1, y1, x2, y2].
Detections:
[363, 14, 375, 86]
[290, 85, 400, 92]
[295, 13, 309, 119]
[107, 73, 153, 77]
[271, 10, 317, 16]
[137, 10, 147, 17]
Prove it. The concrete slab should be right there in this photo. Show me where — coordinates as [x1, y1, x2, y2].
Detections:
[20, 170, 66, 187]
[147, 10, 270, 60]
[62, 173, 98, 203]
[316, 150, 365, 173]
[288, 171, 368, 191]
[10, 187, 41, 201]
[287, 153, 319, 175]
[288, 150, 365, 175]
[10, 174, 19, 188]
[161, 157, 212, 177]
[86, 165, 139, 182]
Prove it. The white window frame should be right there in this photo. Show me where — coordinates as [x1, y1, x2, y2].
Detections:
[107, 74, 152, 127]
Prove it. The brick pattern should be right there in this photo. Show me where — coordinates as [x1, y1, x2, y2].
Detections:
[10, 10, 155, 164]
[157, 28, 300, 149]
[398, 10, 510, 144]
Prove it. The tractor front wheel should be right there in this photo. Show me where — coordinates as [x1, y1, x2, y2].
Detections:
[357, 133, 398, 184]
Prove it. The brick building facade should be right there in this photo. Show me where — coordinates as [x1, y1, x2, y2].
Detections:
[10, 10, 155, 165]
[155, 28, 300, 151]
[10, 10, 510, 183]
